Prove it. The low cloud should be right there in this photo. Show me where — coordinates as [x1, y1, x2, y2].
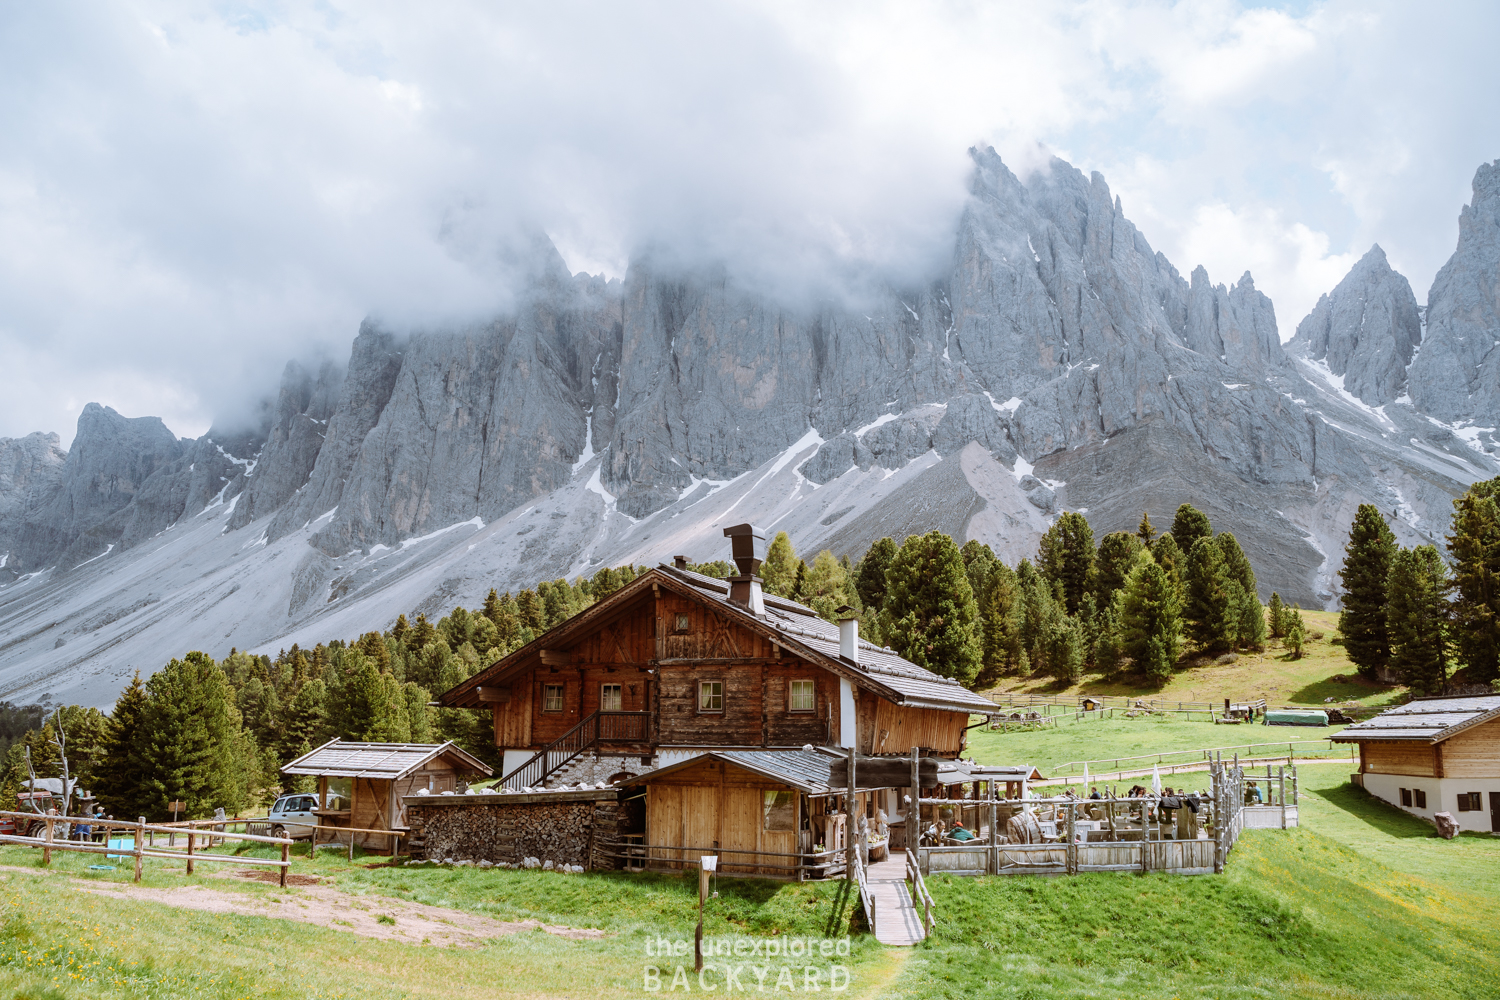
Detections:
[0, 1, 1495, 444]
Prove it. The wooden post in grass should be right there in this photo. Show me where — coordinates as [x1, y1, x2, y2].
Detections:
[186, 830, 195, 875]
[134, 817, 145, 882]
[280, 837, 289, 887]
[42, 815, 53, 866]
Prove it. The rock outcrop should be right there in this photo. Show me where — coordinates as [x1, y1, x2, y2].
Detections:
[1288, 245, 1421, 405]
[1407, 160, 1500, 424]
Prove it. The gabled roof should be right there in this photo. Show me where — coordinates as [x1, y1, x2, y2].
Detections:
[1330, 695, 1500, 744]
[281, 739, 493, 778]
[438, 565, 997, 716]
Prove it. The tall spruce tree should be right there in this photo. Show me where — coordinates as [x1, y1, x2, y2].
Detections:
[1036, 511, 1096, 616]
[854, 537, 897, 612]
[1137, 511, 1157, 548]
[879, 531, 982, 685]
[1216, 532, 1265, 648]
[1170, 504, 1212, 555]
[1120, 561, 1182, 681]
[1447, 478, 1500, 683]
[1095, 531, 1145, 609]
[1339, 504, 1397, 680]
[978, 562, 1021, 686]
[141, 652, 254, 819]
[1183, 536, 1234, 651]
[1150, 533, 1184, 599]
[1267, 593, 1286, 638]
[1387, 545, 1452, 694]
[91, 673, 150, 819]
[959, 540, 999, 607]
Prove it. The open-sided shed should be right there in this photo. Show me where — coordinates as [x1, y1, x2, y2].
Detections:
[282, 740, 493, 850]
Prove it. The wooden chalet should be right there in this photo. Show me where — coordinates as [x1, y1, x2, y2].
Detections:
[282, 740, 493, 851]
[436, 524, 998, 790]
[1332, 695, 1500, 834]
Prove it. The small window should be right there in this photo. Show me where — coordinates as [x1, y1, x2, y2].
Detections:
[1399, 788, 1412, 807]
[675, 612, 692, 633]
[1414, 789, 1427, 809]
[543, 684, 565, 713]
[763, 790, 795, 832]
[699, 680, 724, 713]
[1458, 792, 1482, 812]
[601, 683, 623, 712]
[788, 679, 815, 713]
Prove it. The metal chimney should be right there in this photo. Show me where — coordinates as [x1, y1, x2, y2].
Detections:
[722, 523, 766, 615]
[836, 605, 859, 663]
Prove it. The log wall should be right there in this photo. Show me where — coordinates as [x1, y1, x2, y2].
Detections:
[1437, 718, 1500, 778]
[1362, 741, 1438, 777]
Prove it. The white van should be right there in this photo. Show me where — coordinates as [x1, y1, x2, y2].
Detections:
[268, 793, 320, 839]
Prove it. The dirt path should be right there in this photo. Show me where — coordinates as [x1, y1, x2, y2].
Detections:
[3, 864, 604, 947]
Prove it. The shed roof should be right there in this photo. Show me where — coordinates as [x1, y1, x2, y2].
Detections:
[281, 740, 493, 779]
[1330, 695, 1500, 744]
[617, 748, 1039, 794]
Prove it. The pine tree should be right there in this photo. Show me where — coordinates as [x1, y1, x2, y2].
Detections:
[1387, 545, 1452, 694]
[1120, 560, 1182, 680]
[799, 550, 859, 621]
[91, 672, 150, 819]
[1015, 559, 1062, 673]
[141, 652, 253, 819]
[792, 560, 809, 602]
[1036, 511, 1096, 615]
[281, 679, 329, 761]
[482, 588, 503, 623]
[1095, 531, 1145, 609]
[514, 592, 545, 634]
[761, 532, 799, 597]
[959, 540, 998, 608]
[1339, 504, 1397, 680]
[978, 562, 1021, 687]
[1447, 478, 1500, 683]
[879, 530, 982, 685]
[1093, 593, 1126, 678]
[1171, 504, 1212, 556]
[1267, 592, 1285, 638]
[1150, 533, 1184, 599]
[1044, 617, 1085, 685]
[1183, 536, 1233, 651]
[854, 538, 897, 612]
[1137, 511, 1157, 548]
[1285, 607, 1307, 659]
[390, 613, 410, 646]
[1215, 532, 1263, 649]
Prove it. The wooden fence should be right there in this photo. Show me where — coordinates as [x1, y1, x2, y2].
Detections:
[916, 759, 1288, 879]
[0, 809, 292, 885]
[984, 694, 1271, 723]
[1047, 740, 1350, 779]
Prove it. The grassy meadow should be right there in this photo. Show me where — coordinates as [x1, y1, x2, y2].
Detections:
[986, 610, 1406, 710]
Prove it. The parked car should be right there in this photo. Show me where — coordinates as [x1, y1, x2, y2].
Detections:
[268, 792, 322, 839]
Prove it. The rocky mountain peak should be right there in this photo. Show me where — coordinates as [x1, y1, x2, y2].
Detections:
[1288, 243, 1422, 406]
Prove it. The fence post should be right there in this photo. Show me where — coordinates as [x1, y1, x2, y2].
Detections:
[134, 817, 145, 883]
[42, 816, 53, 866]
[187, 830, 195, 875]
[280, 838, 289, 888]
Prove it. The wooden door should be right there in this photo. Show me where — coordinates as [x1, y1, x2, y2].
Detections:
[684, 786, 718, 858]
[1491, 792, 1500, 833]
[648, 785, 684, 869]
[720, 787, 761, 875]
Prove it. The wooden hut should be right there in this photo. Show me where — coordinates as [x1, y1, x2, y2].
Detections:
[1332, 695, 1500, 833]
[281, 740, 493, 851]
[616, 748, 908, 878]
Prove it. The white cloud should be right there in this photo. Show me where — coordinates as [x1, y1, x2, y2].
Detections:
[0, 1, 1496, 443]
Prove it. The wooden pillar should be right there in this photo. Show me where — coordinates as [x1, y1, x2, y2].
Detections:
[988, 779, 998, 876]
[845, 746, 856, 882]
[280, 837, 290, 888]
[42, 816, 53, 866]
[134, 817, 145, 883]
[1066, 802, 1076, 875]
[187, 831, 195, 875]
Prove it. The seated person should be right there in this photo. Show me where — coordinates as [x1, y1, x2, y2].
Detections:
[1088, 786, 1102, 800]
[1245, 782, 1263, 804]
[948, 820, 975, 842]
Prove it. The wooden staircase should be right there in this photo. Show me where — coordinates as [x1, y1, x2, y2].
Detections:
[498, 711, 648, 789]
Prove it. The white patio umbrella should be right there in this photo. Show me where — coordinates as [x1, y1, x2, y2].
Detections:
[1151, 764, 1162, 795]
[1081, 762, 1090, 795]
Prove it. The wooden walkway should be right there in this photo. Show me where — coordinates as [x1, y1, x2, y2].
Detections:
[865, 858, 925, 946]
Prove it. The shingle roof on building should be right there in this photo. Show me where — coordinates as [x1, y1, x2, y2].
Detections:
[281, 740, 493, 779]
[1330, 695, 1500, 744]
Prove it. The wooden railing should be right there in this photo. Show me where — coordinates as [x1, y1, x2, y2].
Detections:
[0, 809, 292, 885]
[851, 841, 874, 937]
[905, 849, 934, 936]
[499, 711, 650, 790]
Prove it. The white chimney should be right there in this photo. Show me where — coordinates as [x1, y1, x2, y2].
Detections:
[837, 606, 858, 663]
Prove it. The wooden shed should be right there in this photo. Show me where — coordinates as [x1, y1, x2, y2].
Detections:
[616, 748, 904, 878]
[282, 740, 493, 851]
[1332, 695, 1500, 833]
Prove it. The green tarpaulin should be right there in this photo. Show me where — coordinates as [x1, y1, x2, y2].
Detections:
[1264, 709, 1328, 727]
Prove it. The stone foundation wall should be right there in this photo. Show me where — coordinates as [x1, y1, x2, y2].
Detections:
[544, 754, 656, 788]
[405, 791, 624, 869]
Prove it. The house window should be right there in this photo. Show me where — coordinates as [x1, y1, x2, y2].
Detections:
[601, 683, 623, 712]
[1399, 788, 1412, 807]
[699, 680, 724, 713]
[1414, 789, 1427, 809]
[675, 612, 692, 633]
[788, 679, 815, 713]
[763, 790, 795, 832]
[543, 684, 565, 713]
[1458, 792, 1482, 812]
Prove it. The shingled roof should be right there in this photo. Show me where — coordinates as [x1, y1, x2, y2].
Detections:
[1330, 695, 1500, 744]
[281, 740, 493, 779]
[438, 564, 997, 716]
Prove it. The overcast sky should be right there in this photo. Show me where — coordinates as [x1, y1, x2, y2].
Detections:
[2, 1, 1497, 446]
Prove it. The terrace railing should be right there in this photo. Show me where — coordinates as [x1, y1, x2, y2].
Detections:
[499, 710, 649, 789]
